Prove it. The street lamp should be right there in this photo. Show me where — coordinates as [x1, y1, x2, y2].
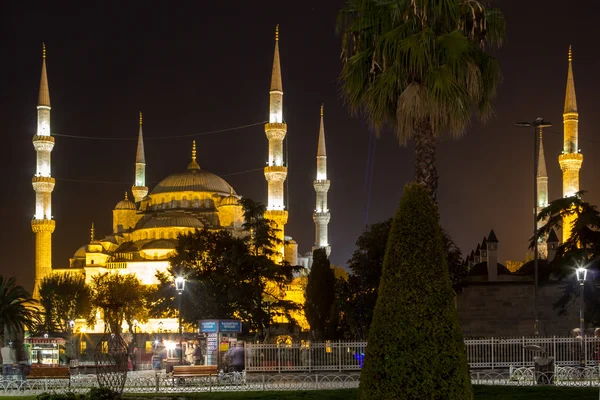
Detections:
[68, 320, 75, 361]
[515, 117, 552, 336]
[133, 319, 138, 371]
[175, 276, 185, 363]
[576, 267, 588, 336]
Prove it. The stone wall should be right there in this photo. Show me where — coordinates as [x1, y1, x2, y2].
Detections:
[457, 281, 581, 337]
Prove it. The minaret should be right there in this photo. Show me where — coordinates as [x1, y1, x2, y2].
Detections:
[132, 111, 148, 203]
[31, 43, 56, 298]
[264, 25, 288, 261]
[559, 45, 583, 243]
[537, 127, 549, 258]
[313, 104, 331, 256]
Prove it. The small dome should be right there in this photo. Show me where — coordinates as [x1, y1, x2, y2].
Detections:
[73, 246, 87, 259]
[220, 195, 240, 207]
[115, 192, 136, 210]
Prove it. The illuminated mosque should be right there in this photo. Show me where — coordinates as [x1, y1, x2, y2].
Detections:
[30, 28, 331, 333]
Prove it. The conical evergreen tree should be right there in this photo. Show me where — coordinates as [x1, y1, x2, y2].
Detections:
[305, 248, 335, 340]
[357, 183, 472, 399]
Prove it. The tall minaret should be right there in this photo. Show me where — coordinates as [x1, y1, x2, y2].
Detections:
[132, 111, 148, 203]
[537, 127, 549, 258]
[31, 43, 56, 297]
[264, 25, 288, 261]
[313, 104, 331, 256]
[558, 45, 583, 243]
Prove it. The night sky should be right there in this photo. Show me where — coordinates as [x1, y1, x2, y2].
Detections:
[1, 1, 599, 293]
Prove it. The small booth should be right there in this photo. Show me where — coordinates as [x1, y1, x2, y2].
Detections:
[198, 319, 242, 368]
[25, 337, 66, 366]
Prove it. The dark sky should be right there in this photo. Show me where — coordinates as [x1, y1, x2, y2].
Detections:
[1, 1, 599, 292]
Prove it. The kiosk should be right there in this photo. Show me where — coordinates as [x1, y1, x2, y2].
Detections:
[25, 337, 66, 366]
[198, 319, 241, 368]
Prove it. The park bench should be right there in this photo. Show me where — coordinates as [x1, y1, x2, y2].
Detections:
[28, 366, 71, 387]
[172, 364, 218, 378]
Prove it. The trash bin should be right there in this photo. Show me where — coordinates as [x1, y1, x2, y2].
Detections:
[534, 356, 554, 385]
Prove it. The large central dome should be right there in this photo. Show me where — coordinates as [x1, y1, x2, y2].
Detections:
[151, 169, 235, 196]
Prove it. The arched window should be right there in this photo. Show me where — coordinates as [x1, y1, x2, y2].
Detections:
[193, 197, 200, 208]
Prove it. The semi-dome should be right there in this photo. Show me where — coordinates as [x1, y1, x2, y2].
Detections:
[138, 212, 203, 229]
[219, 188, 240, 207]
[152, 169, 234, 196]
[141, 239, 177, 250]
[115, 193, 136, 210]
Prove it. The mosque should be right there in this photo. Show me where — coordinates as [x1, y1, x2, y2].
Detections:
[30, 28, 331, 333]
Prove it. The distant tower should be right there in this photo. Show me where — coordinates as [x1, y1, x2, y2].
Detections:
[264, 25, 288, 261]
[559, 45, 583, 243]
[486, 230, 499, 281]
[31, 44, 56, 297]
[537, 127, 549, 258]
[132, 112, 148, 203]
[312, 105, 331, 256]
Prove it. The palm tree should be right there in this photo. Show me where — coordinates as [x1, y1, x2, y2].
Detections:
[533, 191, 600, 325]
[0, 276, 39, 345]
[337, 0, 505, 199]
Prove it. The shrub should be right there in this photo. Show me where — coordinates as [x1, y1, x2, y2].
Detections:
[357, 183, 472, 399]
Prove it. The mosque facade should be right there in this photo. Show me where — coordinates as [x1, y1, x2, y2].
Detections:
[31, 30, 330, 333]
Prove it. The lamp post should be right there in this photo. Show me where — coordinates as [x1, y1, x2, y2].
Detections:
[133, 319, 138, 371]
[68, 320, 75, 361]
[175, 276, 185, 363]
[515, 117, 552, 336]
[576, 267, 587, 336]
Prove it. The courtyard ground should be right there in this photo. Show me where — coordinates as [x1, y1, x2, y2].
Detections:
[3, 386, 600, 399]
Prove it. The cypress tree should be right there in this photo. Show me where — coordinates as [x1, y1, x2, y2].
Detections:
[357, 183, 472, 399]
[305, 248, 335, 340]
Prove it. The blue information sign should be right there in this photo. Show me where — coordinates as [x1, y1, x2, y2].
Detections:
[199, 320, 218, 333]
[219, 320, 242, 333]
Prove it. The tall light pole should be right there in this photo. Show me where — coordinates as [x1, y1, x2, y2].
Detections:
[69, 320, 75, 361]
[133, 319, 138, 371]
[576, 267, 587, 336]
[175, 276, 185, 364]
[516, 118, 552, 336]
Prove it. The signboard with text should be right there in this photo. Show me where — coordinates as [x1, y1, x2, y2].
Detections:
[219, 320, 242, 333]
[199, 319, 241, 333]
[199, 320, 218, 333]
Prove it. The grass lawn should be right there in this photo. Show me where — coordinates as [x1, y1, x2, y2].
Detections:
[2, 386, 600, 399]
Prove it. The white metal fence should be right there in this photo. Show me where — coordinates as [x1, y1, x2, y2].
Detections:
[245, 337, 600, 372]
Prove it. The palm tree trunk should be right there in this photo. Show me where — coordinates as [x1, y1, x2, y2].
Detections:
[414, 121, 438, 200]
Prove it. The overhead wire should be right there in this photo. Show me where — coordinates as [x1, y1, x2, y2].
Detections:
[52, 121, 267, 140]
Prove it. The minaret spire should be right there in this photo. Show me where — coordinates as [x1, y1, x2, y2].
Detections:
[559, 45, 583, 243]
[264, 25, 289, 262]
[32, 43, 56, 298]
[132, 111, 148, 203]
[537, 128, 549, 258]
[313, 104, 331, 256]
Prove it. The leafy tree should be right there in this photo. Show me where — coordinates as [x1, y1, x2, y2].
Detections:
[337, 219, 466, 340]
[38, 273, 90, 333]
[358, 183, 471, 399]
[154, 199, 301, 337]
[337, 0, 504, 198]
[88, 273, 148, 334]
[0, 276, 39, 345]
[304, 248, 336, 340]
[533, 191, 600, 326]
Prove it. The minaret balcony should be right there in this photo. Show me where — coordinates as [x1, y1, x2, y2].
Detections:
[31, 218, 56, 233]
[33, 135, 55, 151]
[264, 166, 288, 182]
[558, 153, 583, 171]
[313, 212, 331, 224]
[313, 180, 330, 191]
[32, 176, 55, 192]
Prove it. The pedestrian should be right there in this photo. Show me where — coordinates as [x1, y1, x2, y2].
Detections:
[1, 342, 14, 377]
[228, 343, 245, 372]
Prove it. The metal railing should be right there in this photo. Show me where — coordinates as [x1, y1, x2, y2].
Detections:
[245, 337, 600, 372]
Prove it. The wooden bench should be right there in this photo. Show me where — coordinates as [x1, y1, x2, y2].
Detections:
[172, 365, 218, 378]
[28, 366, 71, 386]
